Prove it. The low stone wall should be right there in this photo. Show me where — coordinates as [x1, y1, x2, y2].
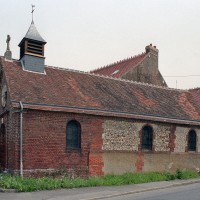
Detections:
[103, 151, 200, 175]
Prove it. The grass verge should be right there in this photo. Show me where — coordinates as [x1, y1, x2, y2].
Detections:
[0, 169, 198, 192]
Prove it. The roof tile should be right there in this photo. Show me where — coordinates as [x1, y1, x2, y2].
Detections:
[1, 58, 200, 124]
[91, 53, 146, 78]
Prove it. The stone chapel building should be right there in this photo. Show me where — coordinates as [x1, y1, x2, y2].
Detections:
[0, 20, 200, 177]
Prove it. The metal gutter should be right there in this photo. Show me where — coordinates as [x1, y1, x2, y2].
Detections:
[19, 101, 23, 178]
[11, 101, 200, 126]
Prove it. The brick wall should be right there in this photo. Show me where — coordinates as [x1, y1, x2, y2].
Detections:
[13, 110, 104, 177]
[3, 109, 200, 177]
[0, 68, 20, 172]
[2, 112, 20, 172]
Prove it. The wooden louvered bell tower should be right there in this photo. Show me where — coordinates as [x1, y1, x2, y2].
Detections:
[18, 21, 46, 73]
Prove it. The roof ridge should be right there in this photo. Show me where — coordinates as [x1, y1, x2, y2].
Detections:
[45, 65, 187, 92]
[0, 57, 20, 62]
[90, 52, 146, 73]
[189, 87, 200, 91]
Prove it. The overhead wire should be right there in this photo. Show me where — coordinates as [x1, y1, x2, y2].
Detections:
[164, 75, 200, 78]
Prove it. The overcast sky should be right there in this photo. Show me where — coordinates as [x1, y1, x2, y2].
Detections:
[0, 0, 200, 89]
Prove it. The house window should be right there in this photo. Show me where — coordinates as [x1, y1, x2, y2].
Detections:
[142, 126, 153, 150]
[66, 120, 81, 149]
[188, 130, 196, 151]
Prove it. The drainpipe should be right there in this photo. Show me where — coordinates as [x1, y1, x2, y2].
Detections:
[19, 101, 23, 178]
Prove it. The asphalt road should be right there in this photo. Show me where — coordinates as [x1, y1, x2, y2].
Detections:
[0, 179, 200, 200]
[105, 182, 200, 200]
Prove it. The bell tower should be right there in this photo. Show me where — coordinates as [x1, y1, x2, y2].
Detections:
[18, 6, 46, 73]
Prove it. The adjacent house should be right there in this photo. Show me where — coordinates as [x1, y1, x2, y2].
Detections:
[91, 44, 167, 87]
[0, 20, 200, 177]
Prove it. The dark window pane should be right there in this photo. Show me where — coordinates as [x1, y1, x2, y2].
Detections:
[188, 130, 196, 151]
[66, 120, 81, 149]
[142, 126, 153, 150]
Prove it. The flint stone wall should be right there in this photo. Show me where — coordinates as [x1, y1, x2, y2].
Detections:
[102, 119, 199, 153]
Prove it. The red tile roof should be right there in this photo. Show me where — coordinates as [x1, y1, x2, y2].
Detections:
[189, 88, 200, 111]
[1, 57, 200, 125]
[90, 53, 146, 78]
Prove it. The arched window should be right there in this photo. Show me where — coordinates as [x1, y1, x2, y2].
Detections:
[142, 126, 153, 150]
[188, 130, 196, 151]
[66, 120, 81, 149]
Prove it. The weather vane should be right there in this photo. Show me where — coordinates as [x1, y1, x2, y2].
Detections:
[31, 5, 35, 22]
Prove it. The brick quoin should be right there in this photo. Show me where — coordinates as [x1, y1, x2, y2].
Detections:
[89, 153, 104, 176]
[135, 152, 144, 172]
[88, 118, 104, 176]
[169, 125, 176, 152]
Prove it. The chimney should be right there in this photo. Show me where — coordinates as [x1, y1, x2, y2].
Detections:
[4, 35, 12, 60]
[145, 43, 159, 56]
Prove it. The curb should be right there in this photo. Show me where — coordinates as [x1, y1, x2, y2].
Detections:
[81, 179, 200, 200]
[0, 188, 18, 193]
